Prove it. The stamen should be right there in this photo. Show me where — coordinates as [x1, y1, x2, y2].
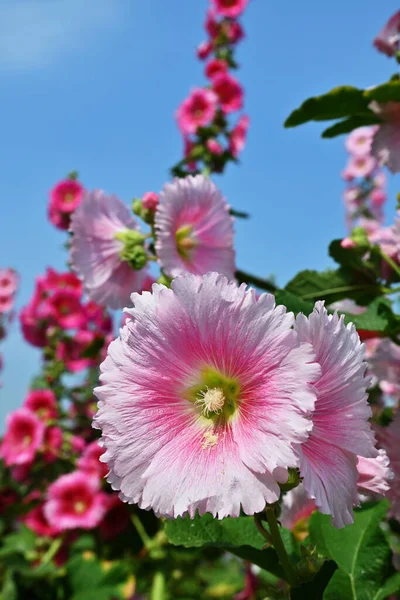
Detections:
[196, 387, 225, 417]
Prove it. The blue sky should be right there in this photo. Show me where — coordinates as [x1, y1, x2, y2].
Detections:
[1, 0, 400, 424]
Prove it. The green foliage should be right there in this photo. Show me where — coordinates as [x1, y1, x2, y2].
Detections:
[66, 554, 130, 600]
[274, 289, 314, 315]
[321, 115, 382, 138]
[309, 501, 400, 600]
[364, 80, 400, 103]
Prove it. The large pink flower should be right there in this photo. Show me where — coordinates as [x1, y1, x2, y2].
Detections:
[0, 408, 45, 466]
[44, 471, 107, 531]
[295, 302, 377, 528]
[212, 73, 243, 114]
[155, 175, 235, 279]
[24, 389, 58, 421]
[176, 88, 218, 135]
[94, 272, 320, 518]
[373, 11, 400, 57]
[212, 0, 248, 18]
[70, 190, 148, 309]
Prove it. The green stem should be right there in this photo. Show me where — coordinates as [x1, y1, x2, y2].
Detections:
[151, 570, 166, 600]
[380, 251, 400, 281]
[41, 537, 63, 565]
[131, 514, 152, 550]
[235, 269, 277, 293]
[254, 514, 273, 545]
[265, 507, 299, 587]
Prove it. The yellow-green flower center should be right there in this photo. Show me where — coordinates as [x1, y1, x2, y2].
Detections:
[185, 367, 241, 423]
[176, 225, 197, 260]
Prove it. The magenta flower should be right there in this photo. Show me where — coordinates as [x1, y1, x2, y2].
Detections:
[197, 41, 212, 60]
[212, 0, 248, 18]
[44, 471, 107, 531]
[70, 190, 148, 309]
[176, 88, 218, 135]
[155, 175, 235, 279]
[357, 450, 391, 497]
[24, 389, 58, 421]
[0, 408, 45, 466]
[230, 114, 250, 157]
[0, 269, 18, 296]
[0, 295, 14, 314]
[94, 273, 320, 518]
[206, 139, 224, 155]
[212, 73, 244, 114]
[48, 180, 84, 231]
[345, 127, 375, 157]
[24, 504, 57, 537]
[373, 11, 400, 57]
[295, 302, 377, 527]
[205, 59, 228, 80]
[56, 330, 105, 373]
[77, 441, 108, 480]
[42, 426, 63, 463]
[142, 191, 159, 211]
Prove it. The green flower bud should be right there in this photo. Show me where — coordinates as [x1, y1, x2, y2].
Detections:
[132, 198, 143, 216]
[279, 468, 301, 492]
[128, 246, 148, 270]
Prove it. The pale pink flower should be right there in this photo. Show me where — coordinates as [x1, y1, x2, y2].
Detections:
[205, 59, 228, 80]
[280, 485, 317, 539]
[295, 302, 377, 528]
[370, 102, 400, 173]
[206, 139, 224, 155]
[94, 272, 320, 518]
[70, 190, 148, 309]
[77, 441, 108, 480]
[373, 11, 400, 57]
[176, 88, 218, 135]
[357, 450, 391, 496]
[212, 0, 248, 18]
[24, 504, 57, 537]
[212, 73, 244, 114]
[142, 192, 159, 211]
[345, 155, 377, 179]
[155, 175, 235, 279]
[0, 269, 18, 296]
[368, 338, 400, 394]
[0, 408, 45, 466]
[376, 414, 400, 520]
[44, 471, 107, 531]
[0, 295, 14, 314]
[230, 115, 250, 157]
[371, 188, 387, 207]
[345, 127, 375, 156]
[24, 389, 58, 421]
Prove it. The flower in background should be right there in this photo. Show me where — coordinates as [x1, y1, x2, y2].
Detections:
[212, 73, 244, 113]
[44, 471, 107, 531]
[370, 101, 400, 174]
[70, 190, 148, 309]
[48, 180, 84, 231]
[345, 155, 377, 179]
[280, 485, 317, 541]
[176, 88, 218, 135]
[48, 290, 87, 330]
[196, 40, 212, 60]
[94, 272, 320, 518]
[42, 427, 63, 463]
[56, 330, 107, 373]
[206, 139, 224, 155]
[345, 127, 376, 156]
[376, 414, 400, 520]
[0, 269, 18, 297]
[24, 389, 58, 421]
[155, 175, 235, 279]
[98, 494, 131, 540]
[142, 191, 159, 211]
[212, 0, 249, 19]
[24, 504, 57, 537]
[230, 114, 250, 157]
[373, 10, 400, 57]
[295, 302, 377, 528]
[77, 441, 108, 480]
[357, 450, 391, 496]
[0, 408, 45, 466]
[205, 58, 228, 80]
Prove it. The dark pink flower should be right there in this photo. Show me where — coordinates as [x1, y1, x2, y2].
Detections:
[24, 389, 58, 421]
[99, 494, 131, 540]
[42, 427, 63, 463]
[48, 180, 84, 231]
[49, 290, 86, 330]
[56, 330, 102, 372]
[212, 73, 243, 113]
[142, 192, 159, 211]
[205, 59, 228, 80]
[44, 471, 107, 532]
[0, 295, 14, 314]
[197, 40, 212, 60]
[212, 0, 248, 18]
[20, 303, 48, 347]
[176, 88, 218, 134]
[206, 139, 224, 155]
[0, 408, 45, 466]
[230, 114, 250, 157]
[224, 20, 245, 43]
[205, 8, 219, 39]
[77, 441, 108, 480]
[373, 11, 400, 57]
[24, 504, 57, 537]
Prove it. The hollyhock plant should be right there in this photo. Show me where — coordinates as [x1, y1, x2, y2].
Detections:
[373, 10, 400, 57]
[49, 289, 87, 330]
[212, 0, 248, 18]
[356, 450, 391, 497]
[42, 427, 63, 463]
[212, 73, 244, 113]
[70, 190, 148, 309]
[176, 88, 218, 135]
[94, 272, 320, 518]
[155, 175, 235, 279]
[24, 389, 58, 421]
[295, 302, 378, 528]
[48, 179, 84, 231]
[56, 330, 108, 373]
[44, 471, 107, 531]
[0, 408, 45, 466]
[77, 440, 108, 480]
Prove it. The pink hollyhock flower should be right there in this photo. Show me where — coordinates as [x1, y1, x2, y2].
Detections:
[77, 441, 108, 480]
[155, 175, 235, 279]
[345, 155, 377, 179]
[142, 191, 159, 211]
[42, 426, 63, 463]
[205, 59, 228, 80]
[24, 389, 58, 421]
[84, 301, 113, 334]
[99, 494, 131, 540]
[370, 102, 400, 173]
[224, 20, 245, 44]
[49, 289, 86, 330]
[206, 139, 224, 155]
[44, 471, 107, 531]
[71, 435, 86, 454]
[56, 330, 102, 372]
[0, 295, 14, 314]
[0, 269, 18, 296]
[230, 114, 250, 157]
[184, 137, 198, 171]
[373, 11, 400, 57]
[345, 127, 375, 157]
[368, 338, 400, 394]
[205, 8, 219, 39]
[24, 504, 57, 537]
[357, 450, 391, 496]
[48, 180, 84, 231]
[212, 0, 248, 18]
[341, 168, 355, 182]
[212, 73, 243, 114]
[70, 190, 148, 309]
[376, 414, 400, 520]
[0, 408, 45, 466]
[197, 40, 212, 60]
[42, 269, 83, 297]
[176, 88, 218, 135]
[295, 302, 377, 528]
[371, 188, 387, 207]
[20, 303, 48, 347]
[94, 272, 320, 518]
[280, 485, 317, 541]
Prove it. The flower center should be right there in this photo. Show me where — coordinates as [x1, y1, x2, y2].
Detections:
[176, 225, 197, 260]
[196, 387, 225, 417]
[22, 435, 32, 446]
[185, 367, 241, 423]
[74, 501, 86, 514]
[64, 192, 75, 204]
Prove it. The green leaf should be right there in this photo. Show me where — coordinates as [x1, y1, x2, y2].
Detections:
[274, 290, 314, 315]
[0, 526, 36, 558]
[364, 81, 400, 103]
[309, 501, 396, 600]
[373, 572, 400, 600]
[291, 561, 337, 600]
[321, 115, 382, 138]
[343, 298, 392, 333]
[0, 571, 17, 600]
[67, 555, 104, 591]
[284, 86, 370, 128]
